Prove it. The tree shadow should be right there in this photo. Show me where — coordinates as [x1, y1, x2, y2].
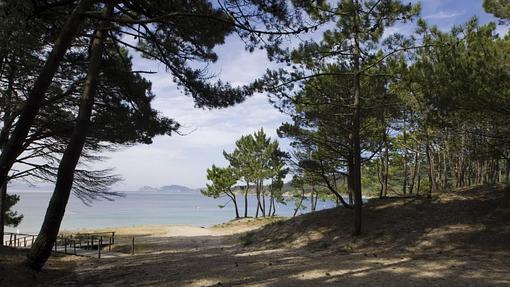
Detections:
[0, 246, 76, 287]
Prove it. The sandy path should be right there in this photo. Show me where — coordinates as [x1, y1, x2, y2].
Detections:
[44, 220, 510, 287]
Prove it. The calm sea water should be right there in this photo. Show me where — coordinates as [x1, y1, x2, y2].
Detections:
[5, 191, 336, 234]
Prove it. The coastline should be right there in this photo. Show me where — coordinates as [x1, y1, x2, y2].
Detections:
[59, 217, 284, 238]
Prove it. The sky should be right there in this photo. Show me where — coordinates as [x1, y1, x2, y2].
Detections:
[29, 0, 509, 191]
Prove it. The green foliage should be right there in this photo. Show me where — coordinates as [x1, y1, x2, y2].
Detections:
[203, 165, 239, 199]
[484, 0, 510, 19]
[5, 194, 23, 227]
[224, 129, 288, 185]
[209, 128, 288, 217]
[260, 1, 510, 215]
[256, 0, 421, 215]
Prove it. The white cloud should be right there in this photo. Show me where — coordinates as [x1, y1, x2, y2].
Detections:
[424, 10, 464, 20]
[92, 38, 289, 190]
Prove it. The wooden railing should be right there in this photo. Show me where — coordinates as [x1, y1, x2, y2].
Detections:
[3, 231, 122, 259]
[4, 232, 37, 248]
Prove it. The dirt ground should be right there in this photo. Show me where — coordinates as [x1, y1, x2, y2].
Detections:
[2, 186, 509, 286]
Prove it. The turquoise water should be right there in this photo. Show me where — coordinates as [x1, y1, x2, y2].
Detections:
[5, 191, 336, 234]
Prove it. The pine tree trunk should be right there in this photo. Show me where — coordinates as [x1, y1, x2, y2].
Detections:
[268, 193, 273, 216]
[438, 150, 443, 190]
[352, 0, 363, 235]
[409, 151, 419, 194]
[402, 121, 408, 195]
[506, 160, 510, 183]
[310, 185, 319, 214]
[244, 183, 249, 218]
[347, 160, 356, 206]
[314, 189, 319, 210]
[383, 138, 389, 197]
[460, 135, 466, 186]
[378, 157, 384, 198]
[0, 64, 14, 243]
[417, 170, 422, 194]
[230, 192, 240, 218]
[442, 135, 449, 190]
[426, 142, 437, 198]
[271, 197, 276, 216]
[293, 188, 306, 217]
[25, 6, 110, 270]
[255, 180, 260, 218]
[498, 159, 502, 183]
[0, 183, 5, 246]
[233, 199, 240, 218]
[261, 184, 266, 217]
[310, 187, 315, 211]
[0, 0, 92, 192]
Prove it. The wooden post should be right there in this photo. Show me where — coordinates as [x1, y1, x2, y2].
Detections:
[112, 232, 115, 245]
[9, 233, 12, 246]
[13, 234, 16, 247]
[98, 237, 102, 259]
[32, 235, 35, 246]
[24, 237, 26, 247]
[74, 241, 77, 255]
[64, 238, 67, 254]
[108, 237, 112, 252]
[131, 237, 135, 255]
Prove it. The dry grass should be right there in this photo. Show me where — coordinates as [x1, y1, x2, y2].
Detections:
[246, 185, 510, 256]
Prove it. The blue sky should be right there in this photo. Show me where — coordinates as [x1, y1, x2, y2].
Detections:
[89, 0, 507, 191]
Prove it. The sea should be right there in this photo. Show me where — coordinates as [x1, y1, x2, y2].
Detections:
[5, 190, 337, 234]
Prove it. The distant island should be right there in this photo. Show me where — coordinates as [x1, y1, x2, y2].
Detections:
[137, 185, 198, 193]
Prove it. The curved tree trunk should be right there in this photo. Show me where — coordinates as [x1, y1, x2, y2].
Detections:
[233, 198, 240, 218]
[293, 187, 306, 217]
[227, 190, 240, 218]
[26, 6, 111, 270]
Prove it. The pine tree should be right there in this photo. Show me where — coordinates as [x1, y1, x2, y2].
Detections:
[260, 0, 420, 234]
[203, 165, 241, 218]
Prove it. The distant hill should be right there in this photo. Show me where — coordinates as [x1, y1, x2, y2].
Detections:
[137, 186, 160, 192]
[137, 185, 197, 193]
